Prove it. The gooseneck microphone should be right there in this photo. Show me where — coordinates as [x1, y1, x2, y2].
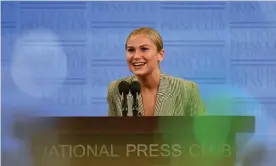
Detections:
[130, 81, 141, 116]
[118, 81, 130, 116]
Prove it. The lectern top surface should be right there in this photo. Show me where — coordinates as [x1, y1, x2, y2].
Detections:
[15, 116, 255, 134]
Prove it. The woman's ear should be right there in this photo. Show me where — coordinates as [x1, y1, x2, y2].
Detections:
[158, 49, 164, 62]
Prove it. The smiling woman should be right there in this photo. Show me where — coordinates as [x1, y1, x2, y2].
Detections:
[106, 27, 206, 116]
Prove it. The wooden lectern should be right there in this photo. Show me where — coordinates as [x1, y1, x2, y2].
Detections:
[17, 116, 255, 166]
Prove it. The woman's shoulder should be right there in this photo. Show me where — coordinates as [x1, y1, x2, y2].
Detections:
[163, 73, 197, 88]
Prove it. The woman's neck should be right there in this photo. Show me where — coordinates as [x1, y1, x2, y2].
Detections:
[136, 69, 161, 92]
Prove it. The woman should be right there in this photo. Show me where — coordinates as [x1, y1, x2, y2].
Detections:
[107, 27, 205, 116]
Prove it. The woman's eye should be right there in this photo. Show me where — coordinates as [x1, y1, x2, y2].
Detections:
[141, 48, 148, 52]
[127, 48, 134, 52]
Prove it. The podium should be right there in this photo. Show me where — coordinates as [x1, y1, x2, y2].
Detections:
[17, 116, 255, 166]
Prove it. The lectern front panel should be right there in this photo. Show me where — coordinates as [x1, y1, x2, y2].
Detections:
[16, 116, 255, 166]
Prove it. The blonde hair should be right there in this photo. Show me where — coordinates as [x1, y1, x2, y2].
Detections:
[125, 27, 163, 52]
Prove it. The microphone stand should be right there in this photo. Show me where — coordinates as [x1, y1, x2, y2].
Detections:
[132, 92, 139, 116]
[122, 93, 128, 116]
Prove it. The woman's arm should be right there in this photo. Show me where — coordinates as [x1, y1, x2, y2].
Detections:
[189, 82, 206, 116]
[107, 82, 118, 116]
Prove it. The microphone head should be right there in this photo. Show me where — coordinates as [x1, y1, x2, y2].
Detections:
[130, 81, 141, 95]
[118, 81, 130, 95]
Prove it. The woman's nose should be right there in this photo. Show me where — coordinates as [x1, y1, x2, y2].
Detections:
[133, 51, 142, 59]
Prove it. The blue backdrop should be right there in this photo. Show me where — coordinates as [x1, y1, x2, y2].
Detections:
[1, 1, 276, 165]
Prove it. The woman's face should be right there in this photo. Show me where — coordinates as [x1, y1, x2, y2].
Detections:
[126, 35, 164, 77]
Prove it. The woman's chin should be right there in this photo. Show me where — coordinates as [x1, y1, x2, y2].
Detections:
[133, 72, 145, 76]
[132, 70, 148, 77]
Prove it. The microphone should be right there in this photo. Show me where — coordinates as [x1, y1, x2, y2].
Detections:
[118, 81, 130, 116]
[130, 81, 141, 116]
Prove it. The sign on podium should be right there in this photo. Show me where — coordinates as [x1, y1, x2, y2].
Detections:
[17, 116, 255, 166]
